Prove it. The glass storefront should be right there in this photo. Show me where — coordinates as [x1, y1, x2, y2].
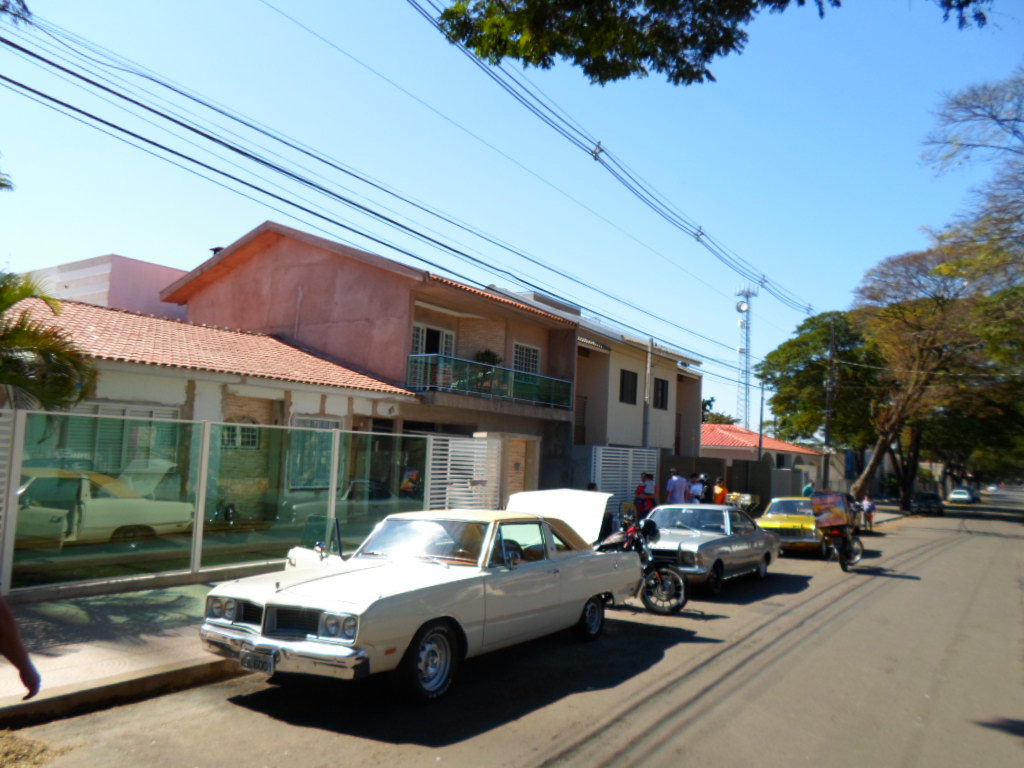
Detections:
[7, 413, 428, 591]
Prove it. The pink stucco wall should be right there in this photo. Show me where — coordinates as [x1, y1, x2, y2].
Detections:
[183, 237, 420, 383]
[108, 257, 188, 319]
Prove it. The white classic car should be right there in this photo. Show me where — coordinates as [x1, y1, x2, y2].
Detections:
[16, 467, 194, 546]
[200, 504, 641, 700]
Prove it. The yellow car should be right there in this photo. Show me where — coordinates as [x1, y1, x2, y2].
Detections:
[758, 496, 830, 559]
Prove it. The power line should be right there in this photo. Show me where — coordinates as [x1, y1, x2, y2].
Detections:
[0, 20, 774, 385]
[1, 23, 752, 365]
[407, 0, 817, 316]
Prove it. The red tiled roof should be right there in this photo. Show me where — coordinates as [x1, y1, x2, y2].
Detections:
[16, 299, 414, 397]
[702, 423, 821, 456]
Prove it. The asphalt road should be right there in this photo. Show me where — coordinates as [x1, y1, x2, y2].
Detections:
[15, 490, 1024, 768]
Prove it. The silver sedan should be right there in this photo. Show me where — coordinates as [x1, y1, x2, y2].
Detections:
[645, 504, 781, 595]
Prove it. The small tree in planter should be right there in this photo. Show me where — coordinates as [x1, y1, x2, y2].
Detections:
[472, 349, 503, 394]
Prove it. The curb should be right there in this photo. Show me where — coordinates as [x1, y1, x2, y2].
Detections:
[0, 659, 246, 728]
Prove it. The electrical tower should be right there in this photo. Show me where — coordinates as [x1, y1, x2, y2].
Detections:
[735, 285, 758, 429]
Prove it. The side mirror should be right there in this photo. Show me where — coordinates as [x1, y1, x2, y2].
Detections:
[506, 550, 521, 569]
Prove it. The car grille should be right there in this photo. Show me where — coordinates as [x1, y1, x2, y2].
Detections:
[772, 527, 812, 538]
[265, 605, 322, 638]
[652, 548, 695, 567]
[238, 601, 264, 627]
[651, 547, 677, 563]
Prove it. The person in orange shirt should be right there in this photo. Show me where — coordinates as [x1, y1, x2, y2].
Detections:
[713, 477, 728, 505]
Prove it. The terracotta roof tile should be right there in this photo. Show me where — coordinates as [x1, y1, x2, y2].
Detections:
[16, 299, 413, 397]
[702, 423, 821, 456]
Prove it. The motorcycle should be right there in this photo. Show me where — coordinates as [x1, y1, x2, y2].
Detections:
[597, 517, 688, 614]
[820, 524, 864, 572]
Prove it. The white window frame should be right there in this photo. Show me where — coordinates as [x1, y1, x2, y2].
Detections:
[221, 421, 260, 450]
[512, 342, 541, 373]
[412, 323, 455, 357]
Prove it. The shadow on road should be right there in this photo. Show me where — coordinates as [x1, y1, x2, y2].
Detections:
[974, 716, 1024, 739]
[228, 618, 719, 745]
[693, 572, 812, 606]
[850, 565, 921, 581]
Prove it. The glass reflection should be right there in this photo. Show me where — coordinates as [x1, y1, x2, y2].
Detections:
[12, 413, 198, 589]
[9, 414, 428, 588]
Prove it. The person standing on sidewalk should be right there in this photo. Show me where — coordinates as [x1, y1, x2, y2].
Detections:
[688, 474, 704, 503]
[713, 477, 729, 505]
[666, 469, 688, 504]
[0, 594, 40, 700]
[862, 495, 876, 531]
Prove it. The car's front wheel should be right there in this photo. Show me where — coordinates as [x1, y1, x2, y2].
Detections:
[399, 620, 460, 702]
[706, 562, 724, 596]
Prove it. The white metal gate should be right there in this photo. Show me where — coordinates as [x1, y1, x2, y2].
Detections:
[0, 409, 12, 530]
[591, 446, 660, 518]
[428, 435, 502, 510]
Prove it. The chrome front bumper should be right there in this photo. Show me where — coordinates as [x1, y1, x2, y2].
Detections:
[200, 622, 370, 681]
[673, 564, 711, 584]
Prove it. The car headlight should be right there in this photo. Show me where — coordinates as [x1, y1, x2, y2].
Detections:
[207, 596, 238, 622]
[319, 612, 357, 642]
[207, 596, 224, 619]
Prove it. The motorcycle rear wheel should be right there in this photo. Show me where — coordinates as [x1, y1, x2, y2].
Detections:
[640, 565, 688, 614]
[847, 536, 864, 565]
[838, 536, 864, 571]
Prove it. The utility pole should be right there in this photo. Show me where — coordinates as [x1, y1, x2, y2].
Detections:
[757, 385, 765, 462]
[822, 315, 837, 490]
[642, 337, 653, 447]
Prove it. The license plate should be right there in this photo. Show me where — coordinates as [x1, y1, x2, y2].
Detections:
[240, 650, 274, 675]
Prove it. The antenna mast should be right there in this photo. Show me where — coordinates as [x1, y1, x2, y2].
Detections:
[735, 285, 758, 429]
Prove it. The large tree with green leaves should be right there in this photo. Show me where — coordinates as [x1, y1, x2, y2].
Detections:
[438, 0, 993, 86]
[846, 244, 1017, 501]
[755, 311, 881, 469]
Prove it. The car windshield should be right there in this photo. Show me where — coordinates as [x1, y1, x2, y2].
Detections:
[766, 499, 815, 517]
[355, 518, 487, 565]
[650, 507, 726, 533]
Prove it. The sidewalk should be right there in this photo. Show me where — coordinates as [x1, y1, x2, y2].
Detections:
[0, 505, 909, 727]
[0, 583, 243, 727]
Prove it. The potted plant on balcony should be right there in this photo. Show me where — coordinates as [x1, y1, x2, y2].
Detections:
[471, 350, 503, 395]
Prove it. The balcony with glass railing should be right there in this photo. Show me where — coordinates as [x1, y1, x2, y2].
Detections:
[407, 354, 572, 409]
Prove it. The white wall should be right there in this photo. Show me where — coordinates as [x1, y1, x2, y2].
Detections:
[96, 368, 187, 406]
[605, 346, 681, 450]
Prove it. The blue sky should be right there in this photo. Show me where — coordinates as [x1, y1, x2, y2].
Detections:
[1, 1, 1021, 421]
